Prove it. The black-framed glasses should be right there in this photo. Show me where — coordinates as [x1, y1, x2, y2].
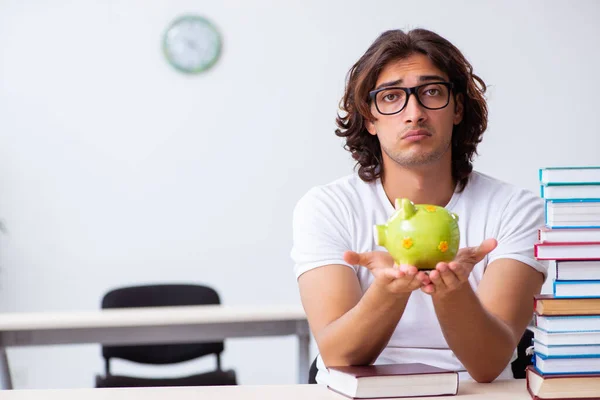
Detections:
[369, 82, 454, 115]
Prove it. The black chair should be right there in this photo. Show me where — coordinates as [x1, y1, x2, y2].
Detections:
[308, 357, 319, 384]
[510, 328, 534, 379]
[307, 328, 534, 383]
[95, 284, 237, 388]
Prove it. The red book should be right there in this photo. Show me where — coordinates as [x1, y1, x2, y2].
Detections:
[327, 363, 458, 399]
[526, 365, 600, 399]
[534, 241, 600, 260]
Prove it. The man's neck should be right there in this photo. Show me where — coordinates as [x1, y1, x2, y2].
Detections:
[380, 158, 456, 207]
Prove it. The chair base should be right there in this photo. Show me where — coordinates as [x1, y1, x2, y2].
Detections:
[95, 369, 237, 388]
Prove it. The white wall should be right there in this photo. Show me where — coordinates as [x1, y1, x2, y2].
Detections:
[0, 0, 599, 389]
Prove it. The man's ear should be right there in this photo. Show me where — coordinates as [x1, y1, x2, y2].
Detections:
[366, 119, 377, 135]
[453, 93, 464, 125]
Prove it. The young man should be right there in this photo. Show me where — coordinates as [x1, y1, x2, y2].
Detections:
[291, 29, 547, 384]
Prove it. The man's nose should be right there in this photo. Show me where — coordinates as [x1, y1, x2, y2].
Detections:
[402, 93, 427, 124]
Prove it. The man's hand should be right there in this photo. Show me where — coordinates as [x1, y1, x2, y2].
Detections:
[343, 250, 432, 295]
[421, 238, 498, 298]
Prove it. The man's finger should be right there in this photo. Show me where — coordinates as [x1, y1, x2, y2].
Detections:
[437, 263, 460, 288]
[397, 263, 417, 276]
[421, 283, 435, 294]
[343, 250, 394, 270]
[381, 268, 406, 281]
[456, 238, 498, 264]
[371, 267, 405, 286]
[416, 271, 431, 285]
[429, 269, 446, 291]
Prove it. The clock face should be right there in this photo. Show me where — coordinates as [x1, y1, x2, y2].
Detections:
[163, 15, 222, 74]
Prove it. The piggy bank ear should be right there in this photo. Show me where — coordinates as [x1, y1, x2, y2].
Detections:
[395, 198, 416, 219]
[451, 212, 459, 221]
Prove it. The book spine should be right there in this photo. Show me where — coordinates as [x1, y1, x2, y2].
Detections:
[545, 182, 600, 186]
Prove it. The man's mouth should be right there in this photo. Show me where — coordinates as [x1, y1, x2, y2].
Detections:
[401, 129, 432, 141]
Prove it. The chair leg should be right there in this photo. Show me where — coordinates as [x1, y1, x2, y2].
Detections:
[216, 354, 222, 371]
[105, 358, 111, 376]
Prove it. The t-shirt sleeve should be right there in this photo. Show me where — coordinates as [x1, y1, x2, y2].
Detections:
[290, 187, 358, 279]
[487, 189, 549, 281]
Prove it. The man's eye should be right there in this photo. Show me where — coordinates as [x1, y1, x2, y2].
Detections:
[424, 89, 440, 96]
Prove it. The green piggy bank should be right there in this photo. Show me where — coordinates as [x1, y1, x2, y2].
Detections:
[374, 198, 460, 270]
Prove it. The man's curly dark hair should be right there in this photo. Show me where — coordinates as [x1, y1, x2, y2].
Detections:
[335, 29, 488, 192]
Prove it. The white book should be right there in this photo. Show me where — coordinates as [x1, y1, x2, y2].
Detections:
[536, 315, 600, 332]
[547, 219, 600, 228]
[531, 326, 600, 345]
[556, 260, 600, 281]
[534, 242, 600, 260]
[540, 167, 600, 185]
[539, 228, 600, 243]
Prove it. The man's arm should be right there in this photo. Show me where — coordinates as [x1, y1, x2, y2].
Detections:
[431, 258, 543, 383]
[298, 252, 430, 367]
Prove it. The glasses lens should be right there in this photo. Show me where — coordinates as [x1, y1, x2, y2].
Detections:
[417, 83, 450, 109]
[375, 89, 407, 114]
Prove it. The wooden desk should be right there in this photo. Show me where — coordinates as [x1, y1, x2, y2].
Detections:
[0, 305, 310, 389]
[0, 380, 531, 399]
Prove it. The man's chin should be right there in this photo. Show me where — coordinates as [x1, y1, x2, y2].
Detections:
[390, 152, 443, 167]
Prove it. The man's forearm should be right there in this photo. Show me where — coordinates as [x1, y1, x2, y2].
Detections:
[433, 285, 516, 382]
[318, 286, 411, 367]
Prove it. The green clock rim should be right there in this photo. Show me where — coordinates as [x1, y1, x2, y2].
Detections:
[162, 14, 222, 74]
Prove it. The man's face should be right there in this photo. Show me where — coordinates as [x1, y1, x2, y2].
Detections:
[366, 53, 463, 168]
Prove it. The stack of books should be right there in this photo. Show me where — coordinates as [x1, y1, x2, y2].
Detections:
[528, 166, 600, 399]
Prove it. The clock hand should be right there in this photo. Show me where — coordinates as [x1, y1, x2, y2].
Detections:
[185, 39, 198, 51]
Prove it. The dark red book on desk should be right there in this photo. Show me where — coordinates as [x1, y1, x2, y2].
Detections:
[326, 363, 458, 399]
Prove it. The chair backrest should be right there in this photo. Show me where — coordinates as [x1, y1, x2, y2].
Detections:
[511, 328, 534, 379]
[101, 284, 224, 366]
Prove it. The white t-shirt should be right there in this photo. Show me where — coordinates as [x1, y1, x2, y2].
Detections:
[291, 171, 548, 384]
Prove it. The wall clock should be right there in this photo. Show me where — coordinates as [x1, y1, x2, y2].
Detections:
[162, 15, 222, 74]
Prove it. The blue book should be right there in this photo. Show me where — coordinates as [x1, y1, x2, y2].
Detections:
[541, 184, 600, 200]
[534, 352, 600, 374]
[544, 199, 600, 228]
[540, 166, 600, 185]
[533, 339, 600, 358]
[553, 280, 600, 298]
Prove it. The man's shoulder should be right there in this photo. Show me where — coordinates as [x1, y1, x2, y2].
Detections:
[466, 171, 542, 208]
[468, 171, 533, 196]
[299, 173, 375, 203]
[293, 173, 378, 221]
